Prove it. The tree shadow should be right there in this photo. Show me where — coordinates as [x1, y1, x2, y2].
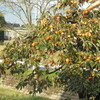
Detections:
[59, 89, 79, 100]
[59, 89, 100, 100]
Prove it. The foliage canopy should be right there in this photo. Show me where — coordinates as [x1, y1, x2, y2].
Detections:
[0, 12, 6, 29]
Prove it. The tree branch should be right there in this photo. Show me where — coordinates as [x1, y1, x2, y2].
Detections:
[48, 66, 63, 74]
[85, 0, 100, 11]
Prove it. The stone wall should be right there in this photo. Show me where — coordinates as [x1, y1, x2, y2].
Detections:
[37, 89, 79, 100]
[0, 75, 79, 100]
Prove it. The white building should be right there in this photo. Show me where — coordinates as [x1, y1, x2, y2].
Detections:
[4, 28, 28, 40]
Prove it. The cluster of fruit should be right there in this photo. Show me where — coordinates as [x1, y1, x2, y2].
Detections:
[77, 29, 92, 37]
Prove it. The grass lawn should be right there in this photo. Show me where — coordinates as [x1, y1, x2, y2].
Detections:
[0, 87, 51, 100]
[0, 45, 5, 51]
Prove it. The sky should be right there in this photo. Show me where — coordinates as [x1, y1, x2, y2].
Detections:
[79, 2, 91, 9]
[3, 5, 36, 25]
[2, 1, 91, 25]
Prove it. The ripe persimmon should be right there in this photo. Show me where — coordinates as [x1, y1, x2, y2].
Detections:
[45, 36, 51, 41]
[86, 58, 91, 61]
[92, 72, 95, 77]
[88, 76, 92, 79]
[65, 58, 71, 63]
[56, 4, 61, 8]
[71, 0, 77, 4]
[83, 9, 89, 14]
[31, 43, 36, 47]
[96, 56, 100, 61]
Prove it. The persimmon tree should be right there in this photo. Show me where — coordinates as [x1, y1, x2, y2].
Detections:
[2, 0, 100, 99]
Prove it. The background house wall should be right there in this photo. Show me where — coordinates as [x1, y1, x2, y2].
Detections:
[4, 28, 28, 40]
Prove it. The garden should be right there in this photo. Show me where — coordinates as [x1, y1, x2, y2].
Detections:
[0, 0, 100, 100]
